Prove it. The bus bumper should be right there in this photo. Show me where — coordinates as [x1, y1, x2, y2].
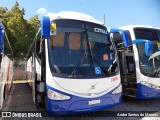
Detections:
[46, 85, 122, 115]
[136, 83, 160, 99]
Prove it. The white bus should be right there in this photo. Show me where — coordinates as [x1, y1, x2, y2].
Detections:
[26, 11, 129, 114]
[0, 23, 14, 109]
[112, 25, 160, 99]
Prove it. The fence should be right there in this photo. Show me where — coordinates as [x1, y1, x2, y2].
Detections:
[13, 67, 26, 80]
[13, 58, 26, 80]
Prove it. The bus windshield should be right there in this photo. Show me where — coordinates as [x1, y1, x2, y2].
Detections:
[48, 19, 118, 78]
[134, 28, 160, 77]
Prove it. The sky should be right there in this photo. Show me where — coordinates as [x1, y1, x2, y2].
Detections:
[0, 0, 160, 28]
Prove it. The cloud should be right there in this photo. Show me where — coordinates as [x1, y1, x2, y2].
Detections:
[37, 8, 47, 15]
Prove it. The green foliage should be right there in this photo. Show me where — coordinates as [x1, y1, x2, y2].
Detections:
[0, 1, 40, 58]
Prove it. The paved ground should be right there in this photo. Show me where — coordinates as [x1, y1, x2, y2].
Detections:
[0, 83, 160, 120]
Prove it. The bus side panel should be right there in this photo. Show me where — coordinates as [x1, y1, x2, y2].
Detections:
[0, 55, 13, 109]
[26, 57, 41, 103]
[26, 57, 33, 88]
[26, 57, 35, 102]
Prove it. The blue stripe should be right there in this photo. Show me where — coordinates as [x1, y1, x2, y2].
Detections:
[136, 83, 160, 99]
[0, 23, 4, 52]
[46, 84, 122, 115]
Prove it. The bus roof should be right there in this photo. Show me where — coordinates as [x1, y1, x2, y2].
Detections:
[46, 11, 103, 25]
[120, 25, 160, 30]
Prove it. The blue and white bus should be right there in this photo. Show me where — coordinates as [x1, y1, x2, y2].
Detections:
[26, 11, 129, 114]
[112, 25, 160, 99]
[0, 23, 14, 109]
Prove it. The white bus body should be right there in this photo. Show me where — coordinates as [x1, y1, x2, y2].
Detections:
[113, 25, 160, 99]
[0, 23, 13, 109]
[26, 11, 129, 114]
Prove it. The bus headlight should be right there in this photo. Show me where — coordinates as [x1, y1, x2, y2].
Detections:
[112, 85, 122, 94]
[47, 89, 70, 100]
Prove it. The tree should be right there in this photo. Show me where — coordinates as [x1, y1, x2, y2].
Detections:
[0, 1, 40, 58]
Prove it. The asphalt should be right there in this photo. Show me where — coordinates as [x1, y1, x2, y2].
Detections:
[0, 83, 160, 120]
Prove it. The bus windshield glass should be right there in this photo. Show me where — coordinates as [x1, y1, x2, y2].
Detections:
[134, 28, 160, 77]
[48, 19, 118, 78]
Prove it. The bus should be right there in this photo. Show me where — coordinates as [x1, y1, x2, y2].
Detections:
[26, 11, 129, 114]
[0, 23, 14, 109]
[112, 25, 160, 99]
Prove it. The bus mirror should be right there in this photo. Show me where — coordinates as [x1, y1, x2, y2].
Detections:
[41, 16, 50, 39]
[0, 32, 3, 52]
[132, 39, 153, 56]
[0, 23, 4, 52]
[110, 29, 129, 47]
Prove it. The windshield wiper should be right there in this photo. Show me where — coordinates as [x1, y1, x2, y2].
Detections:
[69, 53, 87, 78]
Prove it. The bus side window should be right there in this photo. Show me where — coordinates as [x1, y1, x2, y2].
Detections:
[35, 34, 42, 63]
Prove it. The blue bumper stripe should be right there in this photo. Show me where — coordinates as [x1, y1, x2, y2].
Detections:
[46, 84, 122, 113]
[136, 83, 160, 99]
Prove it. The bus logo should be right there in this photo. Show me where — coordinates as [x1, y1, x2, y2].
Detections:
[111, 77, 118, 82]
[94, 28, 107, 34]
[91, 85, 95, 89]
[88, 82, 99, 92]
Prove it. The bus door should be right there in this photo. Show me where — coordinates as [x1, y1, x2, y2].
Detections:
[112, 30, 137, 98]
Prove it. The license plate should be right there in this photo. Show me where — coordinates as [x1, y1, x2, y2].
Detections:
[88, 99, 101, 105]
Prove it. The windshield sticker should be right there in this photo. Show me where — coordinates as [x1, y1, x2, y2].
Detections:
[157, 42, 160, 50]
[103, 54, 109, 61]
[50, 23, 57, 35]
[95, 67, 101, 74]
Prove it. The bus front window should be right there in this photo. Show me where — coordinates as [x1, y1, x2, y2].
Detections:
[48, 20, 119, 78]
[135, 28, 160, 77]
